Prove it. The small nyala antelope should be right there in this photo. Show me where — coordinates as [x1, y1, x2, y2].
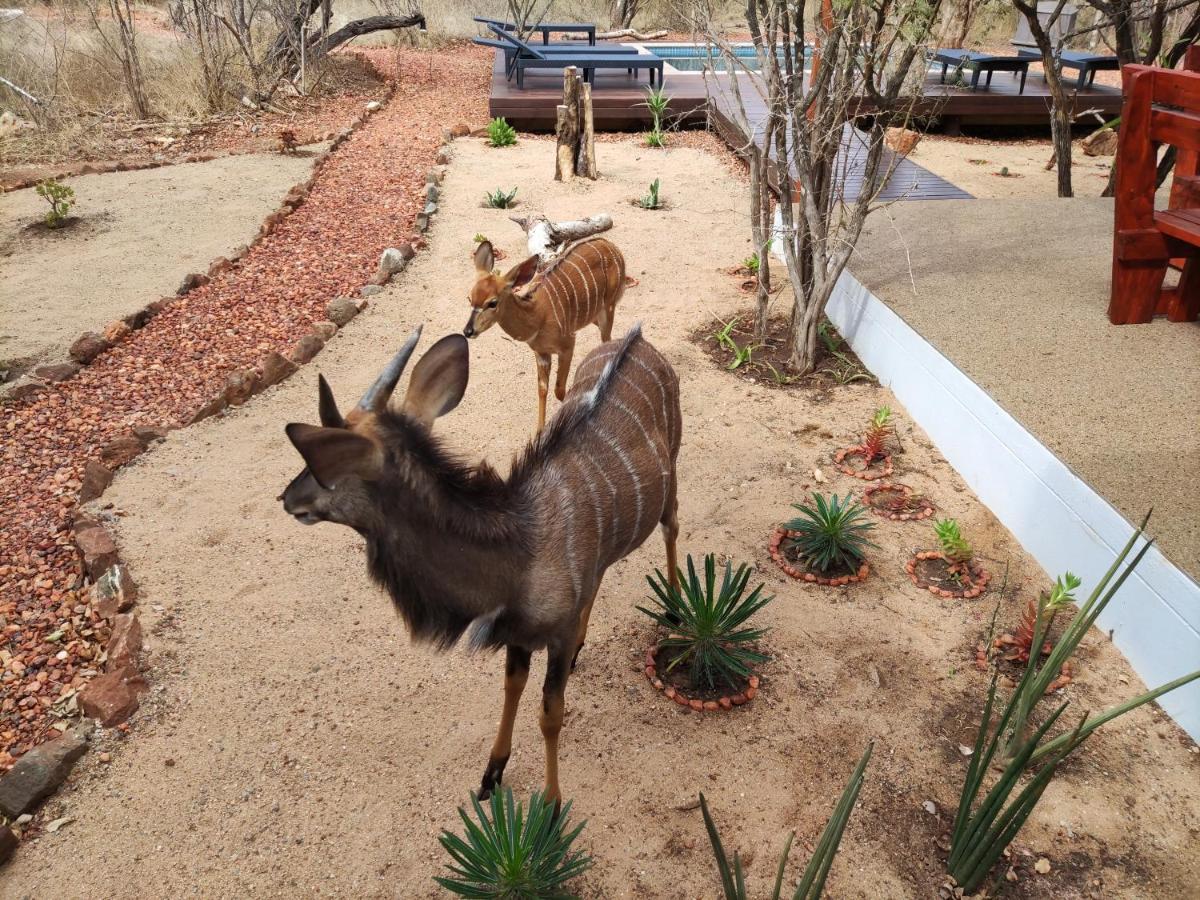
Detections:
[463, 236, 626, 430]
[281, 323, 681, 805]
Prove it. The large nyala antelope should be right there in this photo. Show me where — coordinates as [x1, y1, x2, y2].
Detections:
[463, 236, 626, 430]
[281, 322, 681, 805]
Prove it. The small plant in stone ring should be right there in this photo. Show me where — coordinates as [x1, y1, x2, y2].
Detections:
[36, 178, 75, 229]
[783, 493, 878, 575]
[859, 406, 893, 463]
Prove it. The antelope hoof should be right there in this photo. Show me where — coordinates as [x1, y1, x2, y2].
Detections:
[479, 754, 509, 799]
[570, 643, 584, 671]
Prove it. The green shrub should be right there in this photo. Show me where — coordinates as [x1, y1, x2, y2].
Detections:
[36, 179, 75, 229]
[486, 117, 517, 147]
[933, 518, 972, 565]
[645, 128, 666, 148]
[701, 743, 873, 899]
[484, 187, 519, 209]
[638, 554, 771, 692]
[641, 86, 670, 146]
[783, 493, 878, 574]
[436, 788, 591, 899]
[638, 178, 662, 210]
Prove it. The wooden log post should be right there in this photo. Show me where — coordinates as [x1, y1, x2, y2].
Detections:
[554, 67, 597, 182]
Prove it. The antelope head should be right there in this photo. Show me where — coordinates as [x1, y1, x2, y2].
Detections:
[280, 326, 470, 529]
[462, 241, 540, 338]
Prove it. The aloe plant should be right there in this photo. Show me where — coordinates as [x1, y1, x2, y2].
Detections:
[702, 742, 873, 899]
[637, 554, 772, 691]
[435, 788, 591, 899]
[859, 406, 893, 463]
[484, 187, 519, 209]
[783, 493, 878, 574]
[638, 178, 662, 210]
[486, 117, 517, 147]
[949, 515, 1200, 892]
[933, 518, 972, 566]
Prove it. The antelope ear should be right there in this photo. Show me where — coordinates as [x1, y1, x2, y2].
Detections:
[402, 334, 470, 427]
[474, 240, 495, 273]
[285, 423, 381, 489]
[317, 374, 345, 428]
[505, 254, 539, 291]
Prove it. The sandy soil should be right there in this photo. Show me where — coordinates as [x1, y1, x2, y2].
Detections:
[0, 150, 320, 378]
[5, 139, 1196, 898]
[911, 135, 1115, 199]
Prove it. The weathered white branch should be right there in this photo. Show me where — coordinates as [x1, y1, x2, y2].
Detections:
[510, 213, 613, 264]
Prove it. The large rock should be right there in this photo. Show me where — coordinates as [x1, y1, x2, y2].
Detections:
[33, 362, 81, 382]
[311, 321, 338, 341]
[177, 272, 209, 295]
[885, 127, 921, 156]
[326, 297, 359, 327]
[0, 725, 91, 818]
[69, 333, 110, 364]
[92, 563, 137, 619]
[75, 524, 118, 579]
[102, 320, 132, 344]
[78, 666, 147, 727]
[1082, 127, 1118, 157]
[289, 335, 325, 365]
[450, 123, 471, 138]
[222, 369, 260, 406]
[378, 247, 407, 276]
[99, 433, 146, 468]
[78, 460, 114, 504]
[259, 351, 298, 388]
[106, 613, 142, 670]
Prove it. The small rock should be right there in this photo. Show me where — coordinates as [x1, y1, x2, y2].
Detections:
[435, 149, 450, 165]
[99, 752, 111, 764]
[69, 333, 111, 364]
[75, 524, 119, 579]
[1081, 127, 1118, 157]
[132, 425, 170, 445]
[0, 724, 91, 817]
[289, 335, 325, 365]
[365, 100, 382, 112]
[5, 378, 45, 401]
[45, 816, 72, 834]
[1034, 857, 1051, 875]
[885, 126, 921, 155]
[100, 433, 146, 468]
[164, 758, 175, 767]
[78, 665, 147, 727]
[359, 284, 383, 298]
[92, 563, 137, 618]
[414, 213, 430, 233]
[812, 468, 825, 483]
[177, 272, 210, 295]
[368, 270, 390, 287]
[259, 351, 299, 388]
[311, 321, 338, 341]
[922, 800, 938, 815]
[102, 320, 132, 344]
[78, 460, 114, 504]
[326, 296, 359, 327]
[33, 362, 81, 382]
[450, 123, 471, 138]
[207, 256, 233, 276]
[425, 184, 439, 202]
[958, 744, 973, 757]
[423, 201, 438, 217]
[378, 247, 407, 275]
[867, 663, 882, 687]
[396, 243, 416, 261]
[222, 369, 260, 406]
[106, 613, 143, 669]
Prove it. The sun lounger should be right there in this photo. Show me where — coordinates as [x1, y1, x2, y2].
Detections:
[474, 15, 597, 46]
[1016, 49, 1119, 89]
[933, 49, 1030, 93]
[473, 35, 644, 81]
[485, 25, 662, 89]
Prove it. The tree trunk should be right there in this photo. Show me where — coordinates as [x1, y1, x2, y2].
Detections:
[307, 14, 425, 59]
[1016, 2, 1073, 197]
[554, 68, 597, 181]
[575, 83, 597, 179]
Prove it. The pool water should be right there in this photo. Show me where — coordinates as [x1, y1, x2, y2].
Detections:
[646, 44, 812, 72]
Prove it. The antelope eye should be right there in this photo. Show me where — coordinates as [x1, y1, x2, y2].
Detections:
[487, 299, 499, 308]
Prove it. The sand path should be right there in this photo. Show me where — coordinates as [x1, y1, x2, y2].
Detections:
[5, 139, 1196, 899]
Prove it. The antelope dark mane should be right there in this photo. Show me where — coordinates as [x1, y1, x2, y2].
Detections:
[510, 323, 643, 485]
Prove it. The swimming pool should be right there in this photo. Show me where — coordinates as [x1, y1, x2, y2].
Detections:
[644, 44, 812, 73]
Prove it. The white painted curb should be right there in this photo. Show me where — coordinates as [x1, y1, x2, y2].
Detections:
[826, 267, 1200, 742]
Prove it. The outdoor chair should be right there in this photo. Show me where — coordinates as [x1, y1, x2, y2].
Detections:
[486, 24, 662, 89]
[1016, 48, 1119, 89]
[1108, 47, 1200, 324]
[474, 15, 597, 46]
[933, 49, 1030, 93]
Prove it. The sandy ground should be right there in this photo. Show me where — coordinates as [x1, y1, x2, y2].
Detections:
[0, 149, 320, 377]
[912, 135, 1115, 199]
[849, 197, 1200, 581]
[5, 139, 1197, 899]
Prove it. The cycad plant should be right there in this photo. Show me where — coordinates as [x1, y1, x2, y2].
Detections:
[948, 514, 1200, 893]
[783, 493, 878, 575]
[701, 743, 873, 899]
[436, 788, 592, 899]
[859, 406, 893, 464]
[933, 518, 973, 568]
[638, 554, 772, 691]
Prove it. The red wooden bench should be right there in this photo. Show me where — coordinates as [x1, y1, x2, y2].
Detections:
[1108, 47, 1200, 325]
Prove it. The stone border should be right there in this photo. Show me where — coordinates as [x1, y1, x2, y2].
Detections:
[0, 98, 468, 864]
[863, 482, 936, 521]
[643, 645, 759, 712]
[905, 551, 991, 599]
[833, 446, 894, 481]
[767, 527, 871, 585]
[2, 87, 403, 403]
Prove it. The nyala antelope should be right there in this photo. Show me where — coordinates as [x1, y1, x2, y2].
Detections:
[281, 323, 681, 805]
[463, 236, 626, 430]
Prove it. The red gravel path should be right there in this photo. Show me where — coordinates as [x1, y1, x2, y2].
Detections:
[0, 46, 491, 768]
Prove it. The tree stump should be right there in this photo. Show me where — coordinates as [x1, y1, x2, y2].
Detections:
[555, 67, 597, 181]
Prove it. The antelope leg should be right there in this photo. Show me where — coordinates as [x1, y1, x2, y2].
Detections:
[479, 645, 531, 799]
[554, 339, 575, 403]
[539, 646, 573, 808]
[570, 584, 600, 671]
[535, 352, 551, 431]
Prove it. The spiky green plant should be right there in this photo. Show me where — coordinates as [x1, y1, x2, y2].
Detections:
[783, 493, 878, 575]
[701, 743, 873, 899]
[484, 187, 519, 209]
[645, 128, 666, 148]
[742, 251, 761, 274]
[638, 178, 662, 210]
[933, 518, 972, 566]
[473, 233, 489, 244]
[949, 516, 1200, 893]
[638, 554, 772, 691]
[486, 117, 517, 147]
[641, 85, 670, 135]
[435, 788, 591, 899]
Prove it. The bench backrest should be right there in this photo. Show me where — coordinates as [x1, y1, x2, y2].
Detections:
[487, 22, 546, 59]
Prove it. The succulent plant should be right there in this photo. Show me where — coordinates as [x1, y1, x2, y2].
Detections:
[783, 493, 878, 574]
[933, 518, 972, 566]
[859, 406, 893, 464]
